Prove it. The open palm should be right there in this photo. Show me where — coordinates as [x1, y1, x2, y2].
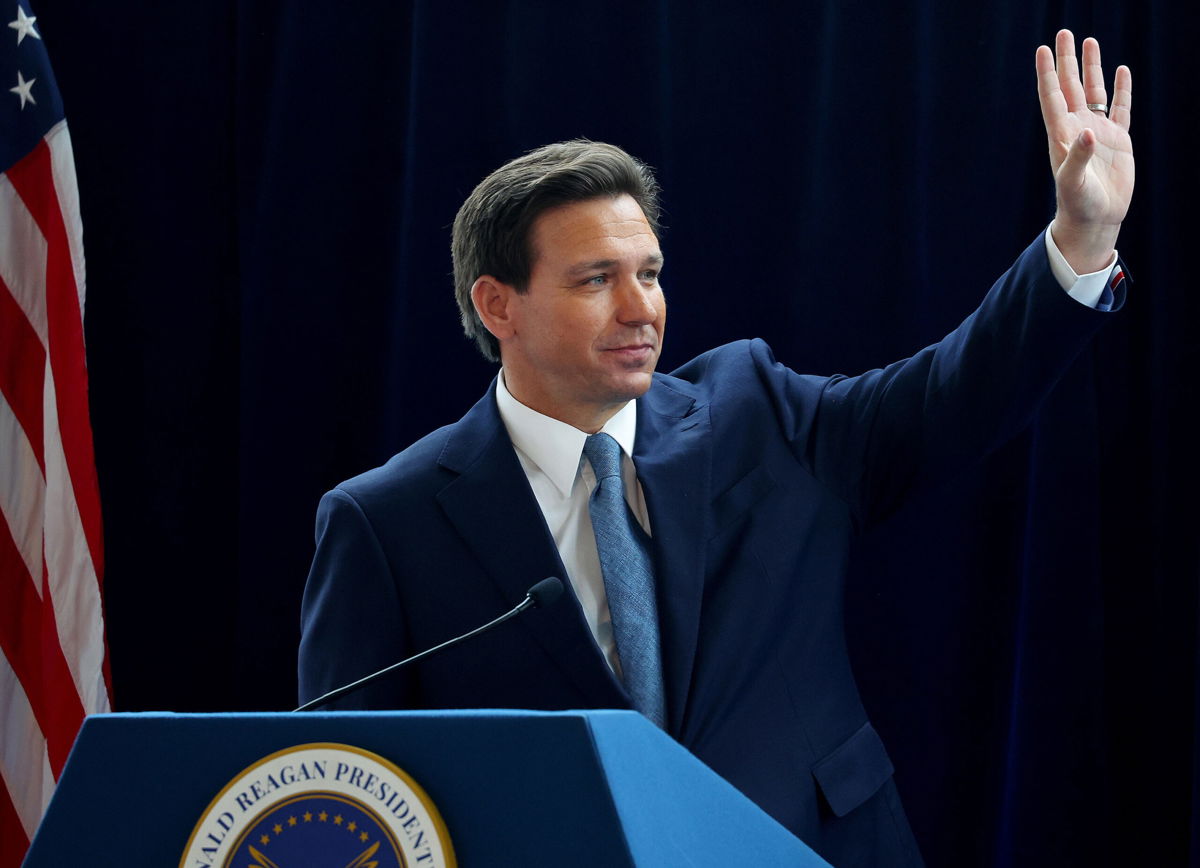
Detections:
[1036, 31, 1134, 269]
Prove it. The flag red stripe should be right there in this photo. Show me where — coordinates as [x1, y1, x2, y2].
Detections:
[0, 778, 30, 868]
[37, 561, 87, 776]
[0, 276, 47, 472]
[5, 141, 105, 584]
[0, 522, 85, 776]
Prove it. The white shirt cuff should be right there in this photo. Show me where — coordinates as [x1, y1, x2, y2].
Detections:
[1044, 225, 1119, 309]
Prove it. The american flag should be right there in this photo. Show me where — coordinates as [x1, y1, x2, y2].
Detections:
[1, 2, 111, 863]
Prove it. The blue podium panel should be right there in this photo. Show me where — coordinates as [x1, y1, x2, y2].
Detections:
[24, 709, 829, 866]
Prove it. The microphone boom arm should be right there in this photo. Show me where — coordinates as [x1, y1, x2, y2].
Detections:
[295, 577, 562, 712]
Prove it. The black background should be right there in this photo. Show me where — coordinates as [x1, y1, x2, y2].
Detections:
[32, 1, 1198, 864]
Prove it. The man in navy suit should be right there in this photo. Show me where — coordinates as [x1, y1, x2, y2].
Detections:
[299, 31, 1133, 866]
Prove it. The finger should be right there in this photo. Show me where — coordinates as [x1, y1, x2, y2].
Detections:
[1110, 64, 1133, 132]
[1055, 29, 1086, 112]
[1081, 37, 1108, 112]
[1058, 129, 1095, 193]
[1036, 43, 1069, 134]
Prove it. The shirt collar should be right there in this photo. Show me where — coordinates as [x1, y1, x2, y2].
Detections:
[495, 370, 638, 498]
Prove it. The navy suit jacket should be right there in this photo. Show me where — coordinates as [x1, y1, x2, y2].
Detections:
[299, 235, 1122, 867]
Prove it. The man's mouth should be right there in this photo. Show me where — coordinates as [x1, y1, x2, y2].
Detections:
[603, 343, 656, 365]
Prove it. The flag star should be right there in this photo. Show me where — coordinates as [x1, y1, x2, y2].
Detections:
[8, 5, 40, 44]
[10, 69, 35, 109]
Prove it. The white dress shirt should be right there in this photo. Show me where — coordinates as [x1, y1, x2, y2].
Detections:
[494, 230, 1120, 675]
[495, 374, 650, 676]
[1045, 228, 1119, 308]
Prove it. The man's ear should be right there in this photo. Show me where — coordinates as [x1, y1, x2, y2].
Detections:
[471, 276, 519, 342]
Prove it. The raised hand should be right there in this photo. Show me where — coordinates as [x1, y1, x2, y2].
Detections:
[1036, 30, 1134, 273]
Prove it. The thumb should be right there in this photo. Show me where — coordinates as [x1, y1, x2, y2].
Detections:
[1057, 128, 1096, 191]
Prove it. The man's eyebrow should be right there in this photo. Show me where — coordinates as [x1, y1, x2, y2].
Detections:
[565, 259, 618, 276]
[565, 253, 664, 276]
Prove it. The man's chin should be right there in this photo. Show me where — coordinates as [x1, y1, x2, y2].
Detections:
[611, 370, 656, 401]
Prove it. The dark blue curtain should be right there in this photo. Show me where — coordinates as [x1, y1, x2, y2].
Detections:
[36, 1, 1197, 864]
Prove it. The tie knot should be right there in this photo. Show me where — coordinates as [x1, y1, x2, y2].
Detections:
[583, 432, 623, 482]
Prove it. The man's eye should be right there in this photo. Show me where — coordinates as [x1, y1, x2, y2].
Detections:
[639, 270, 659, 282]
[584, 275, 608, 286]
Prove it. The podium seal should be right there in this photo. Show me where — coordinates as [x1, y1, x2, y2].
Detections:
[180, 742, 455, 868]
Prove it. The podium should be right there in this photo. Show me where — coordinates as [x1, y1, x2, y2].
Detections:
[24, 709, 830, 866]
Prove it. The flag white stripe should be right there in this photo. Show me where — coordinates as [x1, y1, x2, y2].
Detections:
[0, 174, 50, 348]
[42, 366, 110, 715]
[46, 123, 86, 317]
[0, 652, 52, 841]
[0, 388, 45, 594]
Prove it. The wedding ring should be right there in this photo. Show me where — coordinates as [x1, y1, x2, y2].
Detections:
[1086, 102, 1108, 113]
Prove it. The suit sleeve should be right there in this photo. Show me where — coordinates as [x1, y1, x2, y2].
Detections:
[297, 488, 415, 709]
[753, 232, 1126, 526]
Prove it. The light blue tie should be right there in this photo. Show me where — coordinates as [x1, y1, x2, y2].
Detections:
[583, 432, 666, 728]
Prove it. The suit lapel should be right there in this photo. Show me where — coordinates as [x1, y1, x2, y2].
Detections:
[435, 382, 630, 711]
[635, 376, 712, 734]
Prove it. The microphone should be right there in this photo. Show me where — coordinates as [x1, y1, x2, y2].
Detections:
[294, 577, 564, 712]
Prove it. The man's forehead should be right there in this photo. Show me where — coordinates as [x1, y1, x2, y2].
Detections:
[531, 195, 661, 266]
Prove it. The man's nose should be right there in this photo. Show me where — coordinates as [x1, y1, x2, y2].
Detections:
[615, 276, 659, 325]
